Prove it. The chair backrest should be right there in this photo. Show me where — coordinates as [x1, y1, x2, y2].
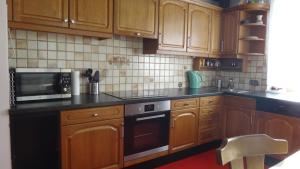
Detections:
[216, 134, 288, 169]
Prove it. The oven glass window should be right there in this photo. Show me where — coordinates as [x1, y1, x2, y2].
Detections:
[124, 112, 169, 156]
[15, 73, 60, 96]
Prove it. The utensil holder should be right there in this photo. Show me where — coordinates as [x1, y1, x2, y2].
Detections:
[89, 82, 99, 95]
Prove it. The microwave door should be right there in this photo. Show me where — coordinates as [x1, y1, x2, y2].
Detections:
[15, 73, 61, 98]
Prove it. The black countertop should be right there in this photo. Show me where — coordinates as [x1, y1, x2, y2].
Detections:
[10, 87, 300, 115]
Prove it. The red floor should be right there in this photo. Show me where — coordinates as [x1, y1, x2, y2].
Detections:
[156, 150, 229, 169]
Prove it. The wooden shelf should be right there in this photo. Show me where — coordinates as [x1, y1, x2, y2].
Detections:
[239, 37, 265, 41]
[238, 53, 265, 56]
[199, 67, 219, 71]
[236, 3, 270, 11]
[241, 23, 266, 27]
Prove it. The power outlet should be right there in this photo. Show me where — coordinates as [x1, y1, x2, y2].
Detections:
[178, 82, 183, 88]
[249, 80, 259, 86]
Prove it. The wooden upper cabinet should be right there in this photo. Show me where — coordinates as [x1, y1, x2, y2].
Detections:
[169, 108, 199, 153]
[210, 10, 222, 57]
[13, 0, 69, 27]
[8, 0, 13, 21]
[225, 107, 254, 138]
[61, 119, 123, 169]
[221, 10, 239, 57]
[187, 4, 211, 54]
[159, 0, 188, 52]
[69, 0, 112, 32]
[114, 0, 158, 39]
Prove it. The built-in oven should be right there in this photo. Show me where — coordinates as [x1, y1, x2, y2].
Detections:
[10, 68, 72, 104]
[124, 100, 170, 162]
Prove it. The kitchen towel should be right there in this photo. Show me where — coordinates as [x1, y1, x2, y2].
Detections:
[71, 71, 80, 95]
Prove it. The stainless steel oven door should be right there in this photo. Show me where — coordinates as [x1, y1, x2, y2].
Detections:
[124, 111, 170, 161]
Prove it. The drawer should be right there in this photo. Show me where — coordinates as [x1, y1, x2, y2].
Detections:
[199, 106, 221, 118]
[224, 96, 256, 109]
[171, 98, 199, 110]
[199, 118, 218, 130]
[200, 96, 223, 107]
[61, 105, 124, 126]
[199, 127, 219, 144]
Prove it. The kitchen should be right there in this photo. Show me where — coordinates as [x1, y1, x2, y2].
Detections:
[1, 0, 300, 169]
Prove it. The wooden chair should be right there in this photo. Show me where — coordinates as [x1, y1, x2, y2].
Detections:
[216, 134, 288, 169]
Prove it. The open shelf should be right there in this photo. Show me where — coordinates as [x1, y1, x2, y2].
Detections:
[236, 3, 270, 12]
[239, 37, 265, 41]
[241, 23, 266, 27]
[237, 4, 268, 57]
[238, 53, 265, 56]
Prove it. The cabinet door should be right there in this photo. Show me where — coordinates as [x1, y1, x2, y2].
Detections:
[221, 10, 239, 56]
[199, 106, 222, 144]
[226, 107, 254, 138]
[256, 112, 300, 158]
[210, 10, 221, 57]
[159, 0, 188, 52]
[170, 108, 198, 153]
[114, 0, 158, 38]
[69, 0, 113, 33]
[13, 0, 68, 27]
[61, 119, 123, 169]
[8, 0, 13, 21]
[187, 4, 211, 54]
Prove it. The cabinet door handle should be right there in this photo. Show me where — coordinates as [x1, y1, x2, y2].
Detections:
[221, 40, 224, 52]
[71, 19, 76, 24]
[93, 113, 99, 117]
[64, 19, 68, 23]
[135, 32, 141, 36]
[121, 124, 124, 138]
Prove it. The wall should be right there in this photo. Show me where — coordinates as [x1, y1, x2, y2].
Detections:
[8, 29, 216, 93]
[0, 0, 12, 169]
[216, 57, 267, 91]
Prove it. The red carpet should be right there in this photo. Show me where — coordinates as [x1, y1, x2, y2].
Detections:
[156, 150, 229, 169]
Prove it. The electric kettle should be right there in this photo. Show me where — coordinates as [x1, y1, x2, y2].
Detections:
[187, 71, 203, 88]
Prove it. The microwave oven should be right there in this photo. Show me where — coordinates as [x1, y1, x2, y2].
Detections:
[10, 68, 72, 104]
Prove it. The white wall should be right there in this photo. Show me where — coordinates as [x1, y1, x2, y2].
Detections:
[0, 0, 12, 169]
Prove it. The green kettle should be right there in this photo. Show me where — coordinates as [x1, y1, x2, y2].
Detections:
[187, 71, 203, 88]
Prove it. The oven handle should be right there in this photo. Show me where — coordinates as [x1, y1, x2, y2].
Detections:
[136, 114, 166, 121]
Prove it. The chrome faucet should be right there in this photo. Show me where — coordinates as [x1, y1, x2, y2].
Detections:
[228, 79, 234, 91]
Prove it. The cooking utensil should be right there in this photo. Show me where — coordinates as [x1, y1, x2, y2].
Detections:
[85, 69, 93, 82]
[93, 71, 99, 83]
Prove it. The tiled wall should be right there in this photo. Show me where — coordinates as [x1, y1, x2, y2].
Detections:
[216, 56, 267, 91]
[8, 29, 216, 93]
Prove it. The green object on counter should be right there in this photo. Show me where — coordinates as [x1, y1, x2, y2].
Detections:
[187, 71, 203, 88]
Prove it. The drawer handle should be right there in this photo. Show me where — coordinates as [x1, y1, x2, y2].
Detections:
[208, 100, 214, 103]
[183, 103, 189, 106]
[93, 113, 99, 117]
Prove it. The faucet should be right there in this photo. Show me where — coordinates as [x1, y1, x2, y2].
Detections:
[228, 79, 234, 91]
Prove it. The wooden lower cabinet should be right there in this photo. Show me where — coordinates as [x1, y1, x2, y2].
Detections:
[198, 105, 222, 144]
[169, 108, 199, 153]
[61, 106, 124, 169]
[225, 106, 255, 137]
[61, 119, 123, 169]
[255, 111, 300, 158]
